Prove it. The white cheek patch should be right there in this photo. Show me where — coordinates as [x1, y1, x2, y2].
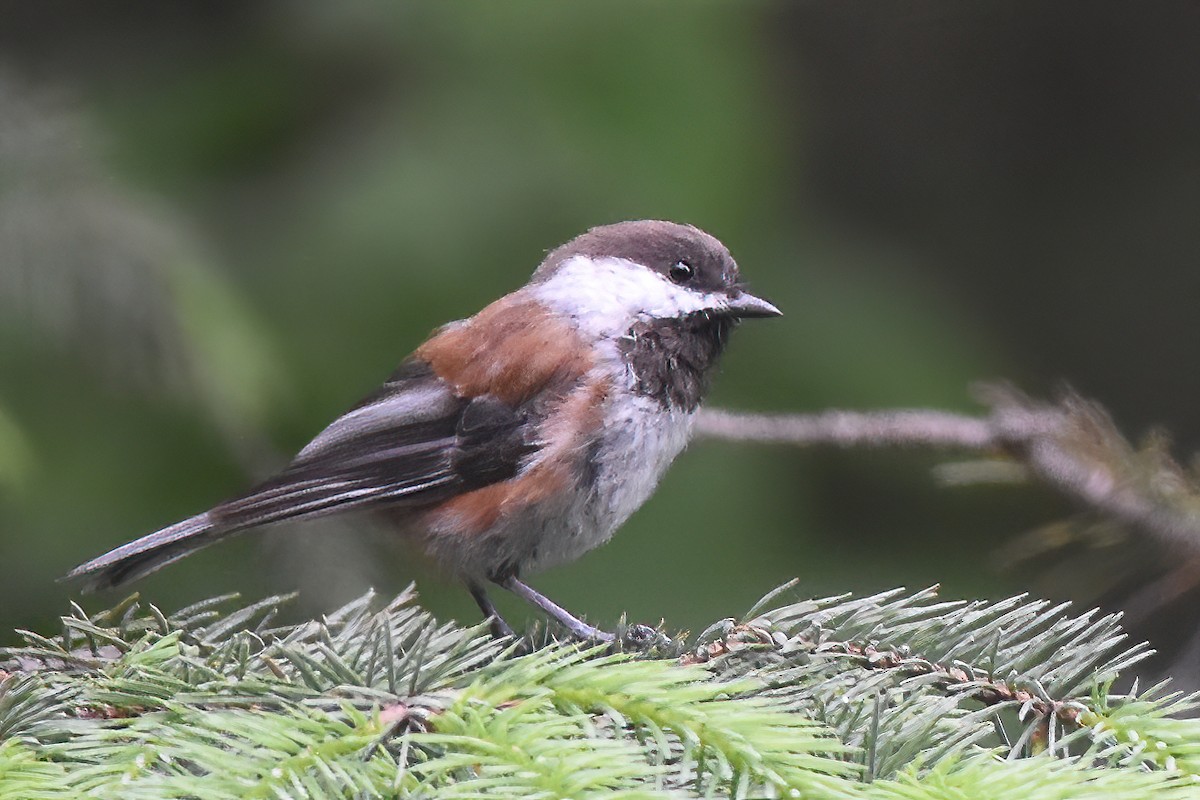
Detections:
[532, 256, 725, 339]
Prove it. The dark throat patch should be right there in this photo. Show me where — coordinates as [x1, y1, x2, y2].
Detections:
[618, 313, 733, 411]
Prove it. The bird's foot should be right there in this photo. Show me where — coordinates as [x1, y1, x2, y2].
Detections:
[496, 576, 671, 649]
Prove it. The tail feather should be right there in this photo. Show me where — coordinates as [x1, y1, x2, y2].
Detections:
[65, 512, 228, 592]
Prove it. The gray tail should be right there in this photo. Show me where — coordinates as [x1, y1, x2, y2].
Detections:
[65, 512, 228, 593]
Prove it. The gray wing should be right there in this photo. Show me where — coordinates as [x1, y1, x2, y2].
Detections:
[212, 358, 531, 529]
[68, 359, 531, 590]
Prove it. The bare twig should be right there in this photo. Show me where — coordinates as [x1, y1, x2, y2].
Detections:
[697, 386, 1200, 555]
[696, 408, 1002, 449]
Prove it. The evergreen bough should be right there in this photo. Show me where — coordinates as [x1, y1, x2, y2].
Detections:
[2, 582, 1198, 798]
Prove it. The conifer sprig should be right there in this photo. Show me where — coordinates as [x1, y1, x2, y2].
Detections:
[1, 582, 1197, 798]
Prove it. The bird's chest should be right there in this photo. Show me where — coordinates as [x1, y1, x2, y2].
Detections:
[588, 393, 695, 532]
[510, 336, 704, 574]
[530, 386, 694, 572]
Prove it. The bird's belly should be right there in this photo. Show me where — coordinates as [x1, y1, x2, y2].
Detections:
[422, 396, 695, 579]
[523, 397, 696, 573]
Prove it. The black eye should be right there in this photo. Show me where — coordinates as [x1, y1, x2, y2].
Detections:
[669, 260, 694, 284]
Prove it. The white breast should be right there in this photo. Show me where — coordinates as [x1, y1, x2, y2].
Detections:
[521, 341, 696, 574]
[591, 391, 695, 535]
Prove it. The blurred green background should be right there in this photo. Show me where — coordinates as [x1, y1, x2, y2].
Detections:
[3, 2, 1199, 682]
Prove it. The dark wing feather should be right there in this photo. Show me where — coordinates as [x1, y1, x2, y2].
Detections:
[216, 358, 532, 528]
[68, 357, 533, 590]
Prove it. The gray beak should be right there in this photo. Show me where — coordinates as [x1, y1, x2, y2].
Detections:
[724, 291, 782, 319]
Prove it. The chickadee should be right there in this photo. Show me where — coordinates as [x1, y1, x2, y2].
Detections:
[68, 220, 781, 640]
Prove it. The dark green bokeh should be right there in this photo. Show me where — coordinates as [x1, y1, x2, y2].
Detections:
[2, 3, 1198, 680]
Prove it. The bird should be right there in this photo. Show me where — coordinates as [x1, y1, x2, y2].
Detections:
[67, 220, 781, 641]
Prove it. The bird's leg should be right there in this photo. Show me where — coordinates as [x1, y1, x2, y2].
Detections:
[497, 576, 613, 642]
[467, 580, 515, 639]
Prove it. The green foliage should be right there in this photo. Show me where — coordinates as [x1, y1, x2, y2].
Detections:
[415, 647, 854, 798]
[1082, 684, 1200, 774]
[873, 752, 1199, 800]
[1, 583, 1197, 798]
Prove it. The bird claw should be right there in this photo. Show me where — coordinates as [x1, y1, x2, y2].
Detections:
[624, 623, 659, 644]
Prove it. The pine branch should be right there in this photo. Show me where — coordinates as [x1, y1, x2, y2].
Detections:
[684, 582, 1156, 772]
[868, 750, 1200, 800]
[1081, 683, 1200, 773]
[1, 583, 1197, 798]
